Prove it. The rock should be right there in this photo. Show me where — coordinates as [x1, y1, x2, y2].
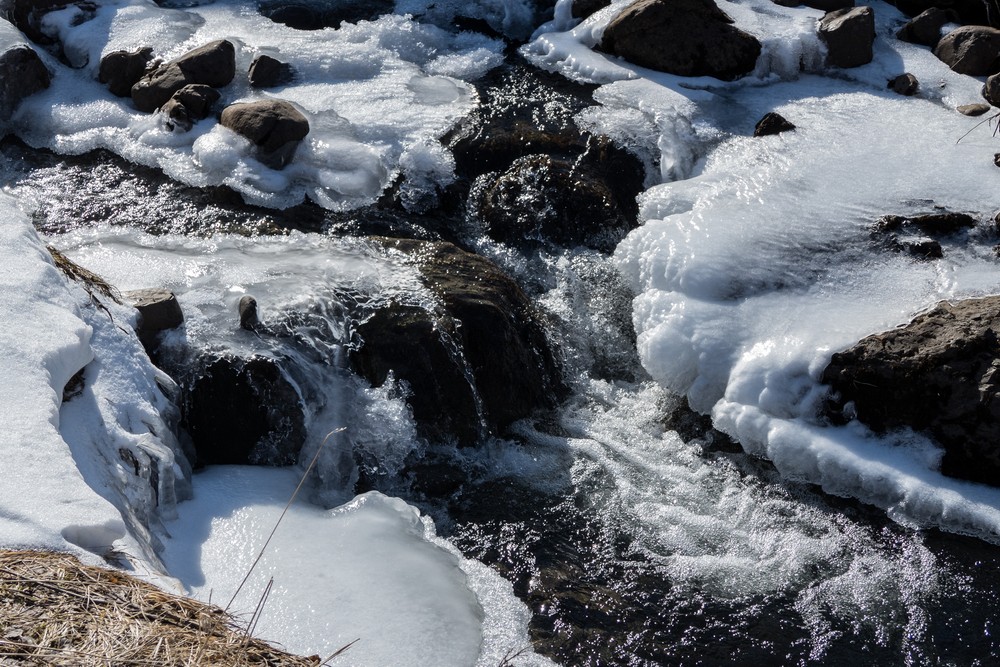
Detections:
[822, 295, 1000, 486]
[158, 84, 219, 132]
[874, 211, 977, 236]
[348, 238, 565, 444]
[934, 26, 1000, 76]
[753, 112, 795, 136]
[598, 0, 762, 80]
[3, 0, 69, 44]
[123, 288, 184, 351]
[995, 152, 1000, 167]
[906, 237, 943, 258]
[182, 355, 305, 465]
[248, 54, 294, 88]
[958, 102, 992, 115]
[892, 0, 997, 29]
[818, 6, 876, 68]
[239, 295, 260, 331]
[896, 7, 958, 48]
[219, 99, 310, 168]
[98, 47, 154, 97]
[472, 151, 639, 251]
[772, 0, 853, 10]
[0, 42, 50, 120]
[983, 73, 1000, 106]
[131, 39, 236, 113]
[572, 0, 611, 19]
[259, 0, 394, 30]
[888, 72, 919, 95]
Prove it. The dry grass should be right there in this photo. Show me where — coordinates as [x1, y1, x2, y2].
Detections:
[45, 246, 121, 304]
[0, 550, 320, 666]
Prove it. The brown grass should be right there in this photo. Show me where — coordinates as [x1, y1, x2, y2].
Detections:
[45, 246, 121, 304]
[0, 550, 320, 666]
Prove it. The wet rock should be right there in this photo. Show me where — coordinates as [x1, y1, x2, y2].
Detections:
[98, 47, 154, 97]
[123, 288, 184, 351]
[572, 0, 611, 19]
[995, 152, 1000, 167]
[772, 0, 853, 10]
[349, 238, 565, 444]
[934, 26, 1000, 76]
[896, 7, 958, 48]
[874, 211, 977, 236]
[472, 151, 638, 251]
[259, 0, 394, 30]
[753, 112, 795, 136]
[906, 237, 943, 258]
[158, 84, 219, 132]
[248, 54, 294, 88]
[131, 39, 236, 113]
[219, 99, 309, 168]
[958, 102, 992, 115]
[0, 41, 50, 120]
[822, 295, 1000, 486]
[819, 6, 876, 68]
[239, 295, 260, 331]
[598, 0, 762, 80]
[892, 0, 997, 29]
[983, 73, 1000, 106]
[182, 355, 305, 465]
[888, 72, 919, 95]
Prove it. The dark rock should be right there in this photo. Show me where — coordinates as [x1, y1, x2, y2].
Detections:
[906, 237, 943, 258]
[753, 112, 795, 137]
[874, 211, 977, 236]
[472, 151, 638, 251]
[348, 238, 565, 444]
[888, 72, 919, 95]
[259, 0, 394, 30]
[248, 54, 294, 88]
[572, 0, 611, 19]
[598, 0, 762, 80]
[263, 4, 323, 29]
[183, 355, 305, 465]
[934, 26, 1000, 76]
[818, 6, 876, 68]
[123, 288, 184, 351]
[219, 99, 309, 168]
[958, 102, 992, 115]
[0, 43, 50, 120]
[159, 84, 219, 132]
[98, 47, 154, 97]
[131, 39, 236, 113]
[995, 152, 1000, 167]
[983, 73, 1000, 106]
[4, 0, 69, 44]
[891, 0, 997, 29]
[822, 295, 1000, 486]
[773, 0, 854, 10]
[896, 7, 959, 48]
[239, 295, 260, 331]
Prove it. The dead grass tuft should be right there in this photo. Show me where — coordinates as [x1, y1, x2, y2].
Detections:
[45, 246, 121, 304]
[0, 550, 320, 666]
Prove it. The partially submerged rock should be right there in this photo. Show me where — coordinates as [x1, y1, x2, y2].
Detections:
[888, 72, 919, 95]
[98, 47, 154, 98]
[874, 211, 977, 236]
[598, 0, 762, 80]
[259, 0, 394, 30]
[818, 6, 876, 68]
[131, 39, 236, 113]
[158, 84, 219, 132]
[753, 112, 795, 136]
[123, 288, 184, 351]
[0, 35, 50, 120]
[823, 296, 1000, 486]
[934, 26, 1000, 76]
[983, 72, 1000, 106]
[248, 54, 294, 88]
[958, 102, 992, 115]
[896, 7, 958, 48]
[219, 99, 310, 168]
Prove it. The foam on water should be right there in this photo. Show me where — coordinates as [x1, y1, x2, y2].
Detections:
[523, 0, 1000, 539]
[14, 0, 507, 210]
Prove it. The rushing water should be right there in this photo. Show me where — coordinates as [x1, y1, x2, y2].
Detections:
[6, 0, 1000, 663]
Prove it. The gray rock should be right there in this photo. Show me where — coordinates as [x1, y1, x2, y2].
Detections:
[158, 84, 219, 132]
[896, 7, 959, 48]
[983, 73, 1000, 106]
[819, 6, 875, 68]
[599, 0, 762, 81]
[823, 295, 1000, 487]
[248, 54, 294, 89]
[239, 295, 259, 331]
[934, 26, 1000, 76]
[98, 47, 154, 98]
[131, 39, 235, 112]
[124, 288, 183, 350]
[0, 43, 49, 120]
[753, 112, 795, 136]
[888, 72, 919, 96]
[958, 102, 992, 115]
[219, 99, 309, 168]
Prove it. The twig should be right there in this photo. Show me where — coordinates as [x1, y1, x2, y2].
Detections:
[956, 110, 1000, 144]
[320, 638, 360, 665]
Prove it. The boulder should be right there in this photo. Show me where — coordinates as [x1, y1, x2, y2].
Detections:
[598, 0, 762, 81]
[123, 288, 183, 351]
[874, 211, 977, 236]
[98, 47, 154, 98]
[892, 0, 997, 29]
[818, 6, 875, 68]
[888, 72, 919, 95]
[219, 99, 309, 168]
[131, 39, 235, 113]
[753, 112, 795, 136]
[822, 296, 1000, 486]
[248, 54, 294, 88]
[958, 102, 992, 115]
[348, 238, 565, 444]
[182, 355, 305, 465]
[239, 295, 260, 331]
[896, 7, 958, 48]
[983, 73, 1000, 106]
[472, 152, 638, 251]
[0, 43, 50, 120]
[158, 84, 219, 132]
[905, 237, 943, 259]
[934, 26, 1000, 76]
